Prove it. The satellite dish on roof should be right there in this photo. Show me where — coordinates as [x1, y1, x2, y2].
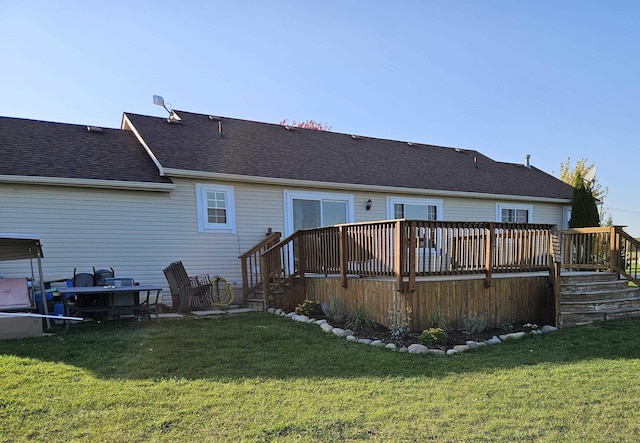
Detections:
[152, 95, 172, 114]
[584, 166, 597, 184]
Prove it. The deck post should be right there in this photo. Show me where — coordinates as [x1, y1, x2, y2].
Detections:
[298, 233, 306, 289]
[609, 226, 619, 275]
[260, 253, 270, 310]
[408, 221, 417, 292]
[549, 225, 562, 327]
[339, 226, 348, 288]
[395, 220, 404, 291]
[485, 223, 495, 287]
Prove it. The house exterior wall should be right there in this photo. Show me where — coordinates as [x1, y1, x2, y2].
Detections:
[0, 180, 568, 306]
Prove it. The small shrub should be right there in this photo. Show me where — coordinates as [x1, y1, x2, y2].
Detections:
[346, 305, 375, 332]
[426, 309, 446, 330]
[324, 296, 348, 324]
[461, 313, 487, 335]
[418, 327, 448, 346]
[295, 299, 323, 317]
[389, 307, 411, 340]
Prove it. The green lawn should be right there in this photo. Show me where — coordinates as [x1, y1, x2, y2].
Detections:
[2, 313, 640, 442]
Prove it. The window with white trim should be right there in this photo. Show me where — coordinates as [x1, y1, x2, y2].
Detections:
[196, 184, 236, 233]
[496, 203, 533, 223]
[387, 197, 443, 221]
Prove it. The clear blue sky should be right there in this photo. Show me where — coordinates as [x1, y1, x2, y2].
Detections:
[2, 1, 639, 235]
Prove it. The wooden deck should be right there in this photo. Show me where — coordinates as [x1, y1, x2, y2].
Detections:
[241, 222, 640, 329]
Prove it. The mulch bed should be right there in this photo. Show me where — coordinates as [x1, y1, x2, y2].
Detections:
[328, 320, 544, 351]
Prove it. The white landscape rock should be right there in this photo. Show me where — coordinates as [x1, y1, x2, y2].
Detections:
[346, 335, 357, 341]
[541, 325, 558, 333]
[453, 344, 470, 353]
[485, 336, 501, 345]
[466, 341, 481, 349]
[358, 338, 372, 345]
[292, 315, 309, 323]
[408, 344, 430, 354]
[320, 323, 334, 333]
[499, 332, 526, 341]
[315, 319, 328, 325]
[332, 328, 348, 337]
[386, 343, 397, 350]
[267, 308, 276, 314]
[446, 349, 458, 356]
[371, 340, 385, 347]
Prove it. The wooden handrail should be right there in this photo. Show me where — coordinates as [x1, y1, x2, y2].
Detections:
[239, 232, 281, 300]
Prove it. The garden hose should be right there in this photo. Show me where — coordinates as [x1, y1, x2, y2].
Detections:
[210, 275, 235, 306]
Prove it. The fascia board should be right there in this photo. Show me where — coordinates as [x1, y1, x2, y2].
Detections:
[0, 175, 175, 192]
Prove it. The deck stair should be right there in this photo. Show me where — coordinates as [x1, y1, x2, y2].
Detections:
[559, 272, 640, 327]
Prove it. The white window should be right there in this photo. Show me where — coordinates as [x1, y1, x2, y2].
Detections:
[284, 191, 354, 236]
[386, 197, 443, 221]
[196, 184, 236, 233]
[496, 203, 533, 223]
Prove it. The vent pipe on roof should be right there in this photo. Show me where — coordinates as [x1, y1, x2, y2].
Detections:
[525, 154, 531, 168]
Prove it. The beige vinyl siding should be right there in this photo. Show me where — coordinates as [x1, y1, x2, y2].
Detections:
[1, 180, 569, 307]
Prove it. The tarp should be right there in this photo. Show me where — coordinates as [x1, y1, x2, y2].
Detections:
[0, 233, 43, 262]
[0, 233, 48, 328]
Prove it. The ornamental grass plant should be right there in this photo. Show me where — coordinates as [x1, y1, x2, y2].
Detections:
[2, 313, 640, 442]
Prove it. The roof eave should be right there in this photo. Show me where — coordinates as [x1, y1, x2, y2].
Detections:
[0, 175, 176, 192]
[162, 168, 572, 204]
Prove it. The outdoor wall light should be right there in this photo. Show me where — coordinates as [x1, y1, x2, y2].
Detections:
[365, 199, 372, 211]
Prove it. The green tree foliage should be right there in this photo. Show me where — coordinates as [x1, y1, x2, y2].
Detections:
[558, 157, 609, 226]
[569, 181, 600, 227]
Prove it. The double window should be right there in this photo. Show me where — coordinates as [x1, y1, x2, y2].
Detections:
[196, 184, 236, 233]
[387, 197, 443, 221]
[496, 204, 533, 223]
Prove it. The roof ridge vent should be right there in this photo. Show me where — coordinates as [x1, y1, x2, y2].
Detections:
[350, 135, 359, 140]
[407, 142, 415, 147]
[284, 125, 296, 131]
[86, 126, 103, 133]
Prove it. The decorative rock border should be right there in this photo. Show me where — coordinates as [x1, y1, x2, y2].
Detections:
[267, 308, 558, 356]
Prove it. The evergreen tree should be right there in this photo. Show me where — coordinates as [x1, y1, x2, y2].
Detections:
[569, 175, 600, 228]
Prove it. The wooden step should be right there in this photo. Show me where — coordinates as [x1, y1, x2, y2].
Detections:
[561, 279, 630, 294]
[560, 292, 640, 313]
[558, 273, 640, 327]
[561, 272, 620, 284]
[561, 286, 639, 302]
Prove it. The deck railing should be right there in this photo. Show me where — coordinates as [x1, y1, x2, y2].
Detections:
[256, 220, 557, 302]
[239, 231, 281, 300]
[559, 226, 640, 286]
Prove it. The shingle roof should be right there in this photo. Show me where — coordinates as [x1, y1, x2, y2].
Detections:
[0, 116, 171, 185]
[125, 110, 573, 200]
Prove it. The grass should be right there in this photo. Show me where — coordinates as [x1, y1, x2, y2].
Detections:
[2, 313, 640, 442]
